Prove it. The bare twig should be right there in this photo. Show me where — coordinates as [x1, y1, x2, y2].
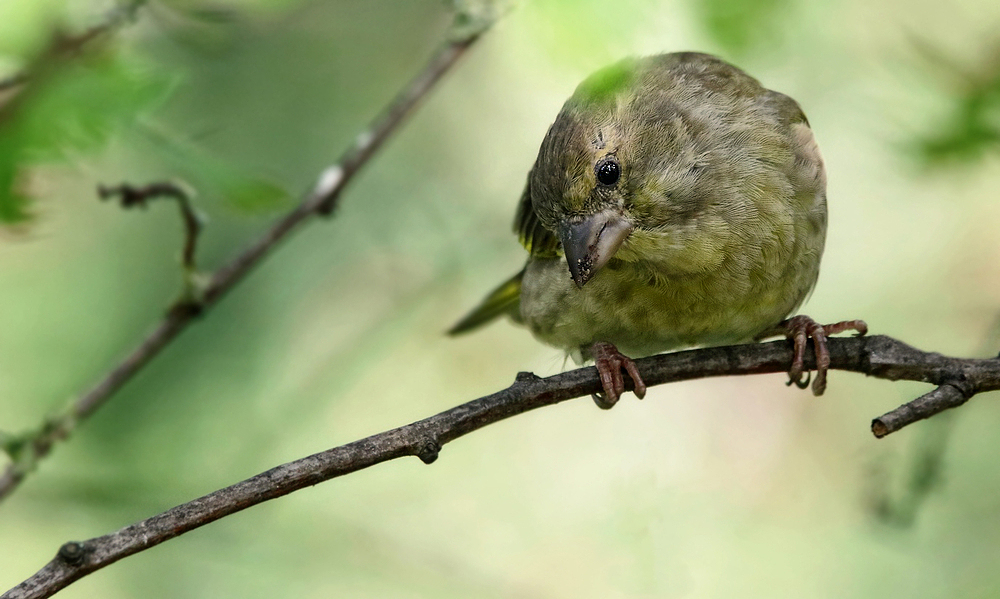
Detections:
[98, 181, 203, 272]
[0, 18, 490, 501]
[866, 311, 1000, 525]
[871, 384, 969, 437]
[0, 0, 147, 96]
[0, 73, 28, 95]
[5, 334, 1000, 599]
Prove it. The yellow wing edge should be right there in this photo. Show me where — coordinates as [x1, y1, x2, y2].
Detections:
[448, 268, 524, 336]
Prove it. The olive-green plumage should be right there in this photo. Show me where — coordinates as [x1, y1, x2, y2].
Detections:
[453, 52, 827, 363]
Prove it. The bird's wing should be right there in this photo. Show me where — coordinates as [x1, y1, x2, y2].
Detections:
[447, 268, 525, 335]
[513, 174, 561, 259]
[449, 175, 562, 336]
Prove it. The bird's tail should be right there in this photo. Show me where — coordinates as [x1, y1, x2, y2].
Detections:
[447, 268, 524, 335]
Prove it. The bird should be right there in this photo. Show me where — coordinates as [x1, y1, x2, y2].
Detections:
[450, 52, 866, 408]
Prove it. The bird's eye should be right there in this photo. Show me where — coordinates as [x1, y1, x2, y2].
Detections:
[595, 157, 620, 186]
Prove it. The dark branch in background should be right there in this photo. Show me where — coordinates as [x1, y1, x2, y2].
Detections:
[0, 0, 147, 97]
[6, 334, 1000, 599]
[0, 3, 140, 131]
[867, 410, 955, 527]
[0, 12, 492, 502]
[98, 182, 203, 273]
[0, 73, 27, 95]
[97, 181, 207, 321]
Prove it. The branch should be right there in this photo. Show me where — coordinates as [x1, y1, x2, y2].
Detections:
[5, 334, 1000, 598]
[0, 1, 147, 96]
[98, 181, 203, 273]
[0, 0, 148, 173]
[0, 16, 491, 502]
[0, 73, 27, 95]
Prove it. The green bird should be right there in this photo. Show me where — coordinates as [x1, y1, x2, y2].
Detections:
[450, 52, 866, 407]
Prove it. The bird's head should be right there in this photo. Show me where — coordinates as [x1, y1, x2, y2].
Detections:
[528, 56, 720, 287]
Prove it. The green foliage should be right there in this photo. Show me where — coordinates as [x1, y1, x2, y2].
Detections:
[915, 64, 1000, 164]
[23, 59, 166, 156]
[0, 135, 29, 223]
[575, 57, 637, 106]
[138, 124, 291, 214]
[0, 53, 171, 223]
[523, 0, 653, 70]
[693, 0, 792, 56]
[0, 41, 289, 223]
[448, 0, 510, 41]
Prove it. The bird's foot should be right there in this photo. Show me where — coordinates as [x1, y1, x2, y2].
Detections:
[589, 341, 647, 409]
[768, 316, 868, 396]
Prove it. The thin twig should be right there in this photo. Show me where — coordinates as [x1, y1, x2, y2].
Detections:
[870, 384, 970, 437]
[875, 311, 1000, 522]
[0, 20, 489, 502]
[0, 1, 147, 95]
[98, 182, 203, 271]
[5, 334, 1000, 599]
[0, 73, 28, 94]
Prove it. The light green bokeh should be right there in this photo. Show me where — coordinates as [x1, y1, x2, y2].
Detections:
[0, 0, 67, 57]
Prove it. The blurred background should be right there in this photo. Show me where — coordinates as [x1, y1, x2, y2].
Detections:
[1, 0, 999, 596]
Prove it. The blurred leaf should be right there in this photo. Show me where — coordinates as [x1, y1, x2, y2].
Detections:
[447, 0, 510, 41]
[905, 38, 1000, 165]
[145, 1, 248, 54]
[139, 123, 292, 213]
[693, 0, 792, 56]
[0, 134, 30, 223]
[150, 0, 317, 53]
[577, 57, 638, 105]
[20, 56, 170, 156]
[216, 175, 289, 212]
[0, 52, 172, 224]
[525, 0, 652, 69]
[915, 66, 1000, 164]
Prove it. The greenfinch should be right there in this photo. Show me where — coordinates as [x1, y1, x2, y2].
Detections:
[451, 52, 865, 407]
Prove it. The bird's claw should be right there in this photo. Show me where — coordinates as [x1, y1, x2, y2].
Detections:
[591, 392, 617, 410]
[774, 316, 867, 396]
[589, 341, 647, 409]
[787, 370, 811, 390]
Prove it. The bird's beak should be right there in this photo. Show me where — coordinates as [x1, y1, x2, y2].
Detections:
[559, 209, 633, 288]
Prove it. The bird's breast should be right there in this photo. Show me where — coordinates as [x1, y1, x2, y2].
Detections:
[519, 241, 819, 357]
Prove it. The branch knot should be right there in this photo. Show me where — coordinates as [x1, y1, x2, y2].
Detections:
[56, 542, 87, 567]
[515, 371, 541, 384]
[416, 438, 441, 465]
